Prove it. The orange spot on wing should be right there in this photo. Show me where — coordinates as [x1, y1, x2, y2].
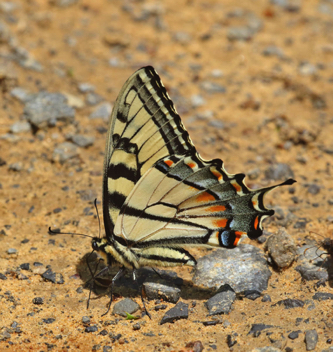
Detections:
[232, 181, 242, 192]
[196, 192, 215, 202]
[187, 162, 196, 169]
[254, 216, 259, 230]
[211, 170, 223, 181]
[164, 159, 173, 167]
[233, 231, 246, 246]
[213, 218, 228, 228]
[252, 200, 258, 207]
[206, 205, 226, 212]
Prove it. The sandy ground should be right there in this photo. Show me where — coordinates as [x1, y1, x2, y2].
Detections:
[1, 0, 333, 351]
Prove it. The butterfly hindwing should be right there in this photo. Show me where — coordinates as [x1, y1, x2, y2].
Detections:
[103, 66, 195, 236]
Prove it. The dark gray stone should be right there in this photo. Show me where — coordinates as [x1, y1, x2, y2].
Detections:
[0, 329, 11, 341]
[42, 269, 64, 284]
[85, 325, 98, 333]
[304, 329, 318, 351]
[52, 142, 78, 163]
[71, 134, 95, 148]
[288, 330, 301, 339]
[265, 228, 297, 269]
[264, 163, 294, 181]
[24, 92, 75, 128]
[274, 298, 304, 309]
[143, 282, 181, 303]
[192, 244, 271, 293]
[112, 298, 140, 317]
[32, 297, 44, 305]
[244, 290, 261, 301]
[0, 273, 7, 280]
[205, 284, 236, 315]
[20, 263, 30, 271]
[312, 292, 333, 301]
[82, 316, 90, 324]
[262, 294, 272, 302]
[43, 318, 56, 324]
[160, 301, 188, 325]
[248, 324, 274, 336]
[307, 183, 320, 195]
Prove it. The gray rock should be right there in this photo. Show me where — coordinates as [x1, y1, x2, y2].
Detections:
[264, 163, 294, 181]
[0, 329, 11, 341]
[208, 119, 224, 129]
[307, 183, 320, 195]
[10, 87, 31, 102]
[71, 134, 95, 148]
[7, 248, 17, 254]
[248, 323, 274, 336]
[172, 31, 192, 44]
[10, 121, 31, 133]
[52, 142, 78, 163]
[86, 92, 104, 106]
[191, 94, 205, 108]
[270, 0, 301, 12]
[24, 92, 75, 129]
[0, 2, 19, 13]
[12, 46, 43, 71]
[312, 292, 333, 301]
[193, 244, 271, 293]
[274, 298, 304, 309]
[299, 62, 317, 76]
[8, 162, 23, 171]
[143, 282, 181, 303]
[52, 0, 78, 7]
[304, 329, 318, 351]
[227, 26, 255, 41]
[89, 102, 112, 120]
[112, 298, 140, 317]
[265, 228, 297, 269]
[295, 245, 329, 282]
[262, 46, 285, 58]
[200, 81, 226, 94]
[42, 269, 64, 284]
[205, 284, 236, 315]
[159, 301, 188, 325]
[78, 82, 95, 93]
[0, 133, 20, 143]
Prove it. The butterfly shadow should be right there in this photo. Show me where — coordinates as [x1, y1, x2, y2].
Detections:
[76, 252, 216, 306]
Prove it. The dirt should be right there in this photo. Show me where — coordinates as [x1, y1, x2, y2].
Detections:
[1, 0, 333, 351]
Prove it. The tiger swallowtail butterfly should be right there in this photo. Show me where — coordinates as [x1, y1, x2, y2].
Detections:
[88, 66, 295, 316]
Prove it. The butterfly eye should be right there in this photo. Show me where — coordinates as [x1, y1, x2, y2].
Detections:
[92, 241, 99, 251]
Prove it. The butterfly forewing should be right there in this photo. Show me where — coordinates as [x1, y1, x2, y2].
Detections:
[103, 67, 195, 236]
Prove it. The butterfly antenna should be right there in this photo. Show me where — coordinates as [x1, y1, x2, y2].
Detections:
[94, 198, 101, 239]
[48, 227, 93, 239]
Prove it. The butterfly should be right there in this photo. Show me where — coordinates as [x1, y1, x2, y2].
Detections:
[83, 66, 295, 316]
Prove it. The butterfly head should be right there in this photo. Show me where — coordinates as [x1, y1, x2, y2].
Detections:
[91, 237, 109, 261]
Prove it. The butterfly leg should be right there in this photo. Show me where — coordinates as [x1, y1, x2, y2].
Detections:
[101, 267, 127, 317]
[133, 269, 152, 320]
